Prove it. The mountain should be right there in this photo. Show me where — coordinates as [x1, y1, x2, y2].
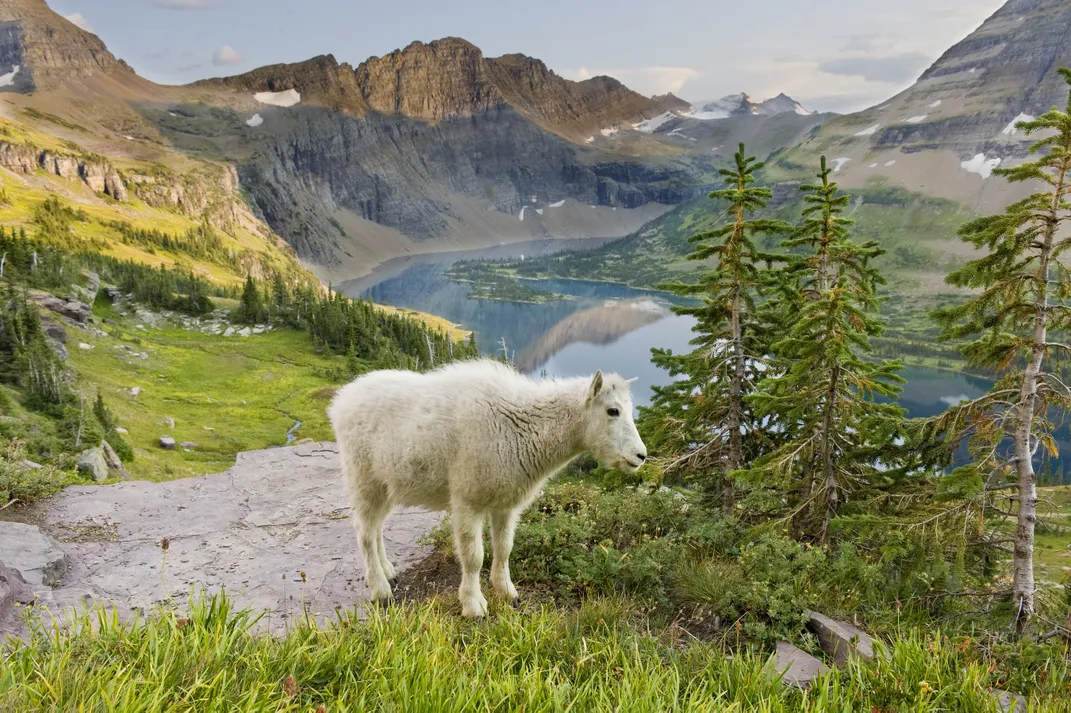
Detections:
[0, 0, 833, 282]
[685, 92, 811, 120]
[770, 0, 1071, 213]
[0, 0, 131, 91]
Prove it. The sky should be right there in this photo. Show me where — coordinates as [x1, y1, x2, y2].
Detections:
[51, 0, 1003, 114]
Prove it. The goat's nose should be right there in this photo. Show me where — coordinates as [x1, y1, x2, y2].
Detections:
[636, 453, 647, 462]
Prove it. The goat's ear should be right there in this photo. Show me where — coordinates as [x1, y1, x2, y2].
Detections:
[587, 370, 604, 404]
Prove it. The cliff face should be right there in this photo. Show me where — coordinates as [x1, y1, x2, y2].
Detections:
[0, 0, 129, 92]
[193, 37, 665, 139]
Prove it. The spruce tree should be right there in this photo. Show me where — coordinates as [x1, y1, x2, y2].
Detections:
[738, 156, 905, 540]
[928, 70, 1071, 635]
[640, 143, 788, 504]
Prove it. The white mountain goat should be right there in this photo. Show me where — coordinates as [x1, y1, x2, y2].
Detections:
[328, 359, 647, 618]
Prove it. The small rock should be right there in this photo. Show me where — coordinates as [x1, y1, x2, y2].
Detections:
[76, 447, 109, 483]
[180, 441, 199, 449]
[100, 440, 128, 480]
[41, 319, 68, 344]
[805, 610, 878, 666]
[102, 286, 122, 301]
[159, 436, 176, 450]
[993, 690, 1027, 713]
[114, 426, 128, 434]
[161, 417, 175, 429]
[0, 559, 35, 629]
[203, 426, 215, 431]
[78, 342, 93, 350]
[0, 522, 71, 588]
[20, 459, 43, 470]
[223, 327, 236, 337]
[238, 327, 252, 337]
[129, 386, 141, 399]
[768, 641, 829, 689]
[48, 340, 68, 361]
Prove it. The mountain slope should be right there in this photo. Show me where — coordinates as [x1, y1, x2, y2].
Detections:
[769, 0, 1071, 213]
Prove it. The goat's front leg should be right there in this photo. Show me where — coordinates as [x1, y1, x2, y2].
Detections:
[452, 503, 488, 619]
[490, 508, 520, 605]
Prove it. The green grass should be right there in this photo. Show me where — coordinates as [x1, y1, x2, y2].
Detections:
[65, 318, 341, 480]
[3, 593, 1070, 712]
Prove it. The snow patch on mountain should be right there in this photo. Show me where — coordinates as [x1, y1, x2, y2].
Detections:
[855, 124, 881, 137]
[961, 153, 1001, 179]
[927, 100, 942, 108]
[1001, 113, 1034, 136]
[254, 89, 301, 107]
[831, 158, 850, 172]
[246, 114, 264, 127]
[0, 65, 20, 87]
[632, 112, 676, 133]
[905, 115, 927, 124]
[549, 199, 565, 208]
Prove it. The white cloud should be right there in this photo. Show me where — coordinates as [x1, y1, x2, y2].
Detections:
[157, 0, 217, 8]
[63, 12, 94, 33]
[560, 66, 699, 96]
[212, 45, 243, 67]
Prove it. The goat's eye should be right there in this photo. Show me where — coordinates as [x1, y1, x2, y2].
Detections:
[607, 408, 620, 417]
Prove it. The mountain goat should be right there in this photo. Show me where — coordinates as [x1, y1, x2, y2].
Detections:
[328, 359, 647, 618]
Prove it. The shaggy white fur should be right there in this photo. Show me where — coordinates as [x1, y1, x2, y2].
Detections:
[328, 359, 647, 618]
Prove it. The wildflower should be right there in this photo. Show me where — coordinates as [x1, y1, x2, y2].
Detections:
[282, 674, 297, 698]
[300, 571, 307, 584]
[919, 681, 932, 694]
[160, 537, 169, 552]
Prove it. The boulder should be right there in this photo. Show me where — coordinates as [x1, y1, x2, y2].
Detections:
[0, 522, 70, 587]
[101, 440, 128, 480]
[29, 293, 91, 324]
[768, 641, 829, 689]
[102, 287, 122, 301]
[161, 416, 175, 429]
[159, 436, 176, 450]
[20, 459, 43, 470]
[805, 610, 878, 666]
[994, 690, 1027, 713]
[41, 317, 68, 344]
[129, 386, 142, 400]
[76, 447, 109, 482]
[81, 270, 101, 297]
[114, 426, 128, 434]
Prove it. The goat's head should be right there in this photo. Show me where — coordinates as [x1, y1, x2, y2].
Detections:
[581, 371, 647, 474]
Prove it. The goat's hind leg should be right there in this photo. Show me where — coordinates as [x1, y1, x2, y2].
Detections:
[453, 502, 488, 619]
[350, 479, 394, 603]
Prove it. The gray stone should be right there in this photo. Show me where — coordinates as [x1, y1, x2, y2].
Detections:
[81, 270, 100, 297]
[101, 440, 128, 480]
[159, 436, 176, 450]
[994, 690, 1027, 713]
[36, 443, 438, 633]
[28, 292, 91, 325]
[0, 522, 70, 588]
[114, 427, 128, 435]
[20, 459, 43, 470]
[180, 441, 199, 449]
[238, 327, 252, 337]
[41, 319, 68, 344]
[129, 386, 141, 400]
[102, 287, 122, 301]
[76, 448, 109, 483]
[223, 326, 236, 337]
[0, 559, 35, 636]
[768, 641, 829, 689]
[161, 417, 175, 429]
[78, 342, 93, 350]
[805, 610, 878, 666]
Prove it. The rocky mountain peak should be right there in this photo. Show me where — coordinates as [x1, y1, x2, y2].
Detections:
[0, 0, 130, 92]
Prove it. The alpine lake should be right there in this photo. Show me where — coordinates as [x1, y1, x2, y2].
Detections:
[340, 238, 1070, 484]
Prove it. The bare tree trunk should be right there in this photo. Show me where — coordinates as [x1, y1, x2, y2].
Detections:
[1012, 163, 1065, 636]
[820, 364, 840, 542]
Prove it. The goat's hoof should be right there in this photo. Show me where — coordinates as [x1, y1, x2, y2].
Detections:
[511, 597, 520, 609]
[373, 597, 392, 611]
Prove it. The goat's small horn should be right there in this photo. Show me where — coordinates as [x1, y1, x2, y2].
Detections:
[625, 377, 638, 385]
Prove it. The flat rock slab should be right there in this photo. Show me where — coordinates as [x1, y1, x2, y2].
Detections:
[805, 609, 878, 667]
[35, 442, 440, 632]
[769, 641, 829, 689]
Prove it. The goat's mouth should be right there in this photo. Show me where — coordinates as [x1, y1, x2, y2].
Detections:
[621, 458, 642, 471]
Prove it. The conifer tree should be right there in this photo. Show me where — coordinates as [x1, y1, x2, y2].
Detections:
[233, 274, 266, 325]
[928, 70, 1071, 635]
[640, 143, 788, 504]
[738, 156, 905, 540]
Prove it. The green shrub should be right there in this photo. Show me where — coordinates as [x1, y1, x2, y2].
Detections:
[0, 438, 70, 504]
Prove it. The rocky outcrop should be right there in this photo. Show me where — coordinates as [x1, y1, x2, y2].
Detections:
[30, 443, 439, 633]
[0, 141, 129, 201]
[0, 559, 34, 636]
[768, 641, 829, 689]
[27, 291, 91, 325]
[0, 0, 131, 93]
